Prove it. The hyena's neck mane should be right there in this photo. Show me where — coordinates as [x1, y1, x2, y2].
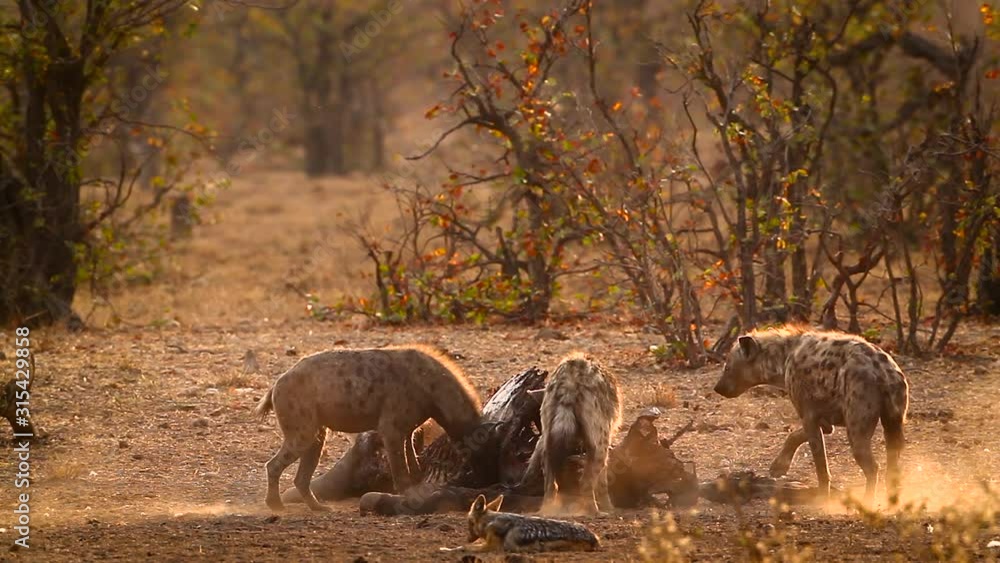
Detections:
[395, 345, 483, 437]
[750, 326, 806, 387]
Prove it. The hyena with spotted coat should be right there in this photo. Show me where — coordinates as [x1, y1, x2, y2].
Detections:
[255, 345, 482, 512]
[522, 352, 623, 515]
[713, 327, 909, 501]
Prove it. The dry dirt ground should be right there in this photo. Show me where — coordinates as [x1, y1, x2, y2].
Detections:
[2, 168, 1000, 562]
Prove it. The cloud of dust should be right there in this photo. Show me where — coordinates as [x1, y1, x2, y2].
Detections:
[819, 452, 999, 516]
[165, 502, 255, 518]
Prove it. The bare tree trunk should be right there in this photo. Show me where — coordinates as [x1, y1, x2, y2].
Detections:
[787, 72, 811, 321]
[219, 11, 254, 164]
[116, 51, 162, 189]
[762, 241, 788, 322]
[302, 113, 331, 177]
[328, 71, 351, 174]
[369, 77, 386, 170]
[737, 183, 757, 329]
[292, 6, 343, 177]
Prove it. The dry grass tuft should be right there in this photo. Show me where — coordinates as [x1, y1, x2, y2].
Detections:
[640, 485, 1000, 562]
[639, 512, 694, 562]
[648, 383, 678, 408]
[213, 371, 257, 390]
[47, 459, 88, 482]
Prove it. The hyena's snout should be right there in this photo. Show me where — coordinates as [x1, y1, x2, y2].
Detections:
[713, 374, 742, 398]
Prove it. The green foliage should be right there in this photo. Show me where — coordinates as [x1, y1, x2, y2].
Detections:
[310, 0, 998, 360]
[0, 1, 210, 324]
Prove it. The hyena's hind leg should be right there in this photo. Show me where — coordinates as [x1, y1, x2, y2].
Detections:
[293, 429, 331, 512]
[541, 451, 559, 513]
[265, 438, 308, 511]
[803, 417, 833, 497]
[595, 463, 614, 513]
[265, 446, 296, 510]
[578, 432, 611, 515]
[846, 414, 880, 504]
[770, 428, 806, 477]
[770, 424, 834, 477]
[881, 413, 905, 501]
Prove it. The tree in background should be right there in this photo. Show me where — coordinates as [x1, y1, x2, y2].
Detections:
[349, 0, 1000, 359]
[0, 1, 202, 326]
[247, 0, 430, 176]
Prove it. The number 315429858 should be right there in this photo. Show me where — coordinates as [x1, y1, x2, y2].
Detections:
[14, 326, 31, 400]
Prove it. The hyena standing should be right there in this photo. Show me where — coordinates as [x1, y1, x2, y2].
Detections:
[254, 345, 483, 512]
[522, 352, 623, 515]
[713, 327, 909, 502]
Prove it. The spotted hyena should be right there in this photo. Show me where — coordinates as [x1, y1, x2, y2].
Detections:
[254, 345, 483, 512]
[713, 327, 909, 501]
[521, 352, 623, 515]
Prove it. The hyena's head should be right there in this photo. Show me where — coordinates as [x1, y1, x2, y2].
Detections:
[714, 335, 765, 398]
[467, 494, 504, 541]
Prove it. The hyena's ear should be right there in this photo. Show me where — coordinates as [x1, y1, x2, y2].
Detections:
[472, 494, 487, 513]
[738, 335, 760, 358]
[486, 495, 504, 512]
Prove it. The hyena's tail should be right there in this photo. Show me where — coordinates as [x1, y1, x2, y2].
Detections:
[880, 378, 909, 451]
[254, 386, 274, 421]
[546, 406, 578, 480]
[881, 377, 909, 424]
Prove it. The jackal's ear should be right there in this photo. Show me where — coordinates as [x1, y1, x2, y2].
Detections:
[738, 335, 760, 358]
[486, 495, 504, 512]
[472, 494, 487, 513]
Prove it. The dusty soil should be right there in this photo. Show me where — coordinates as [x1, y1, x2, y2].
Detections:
[2, 169, 999, 562]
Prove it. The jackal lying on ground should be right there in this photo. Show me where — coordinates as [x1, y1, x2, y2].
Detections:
[521, 352, 623, 515]
[440, 494, 601, 553]
[713, 326, 909, 502]
[254, 345, 483, 511]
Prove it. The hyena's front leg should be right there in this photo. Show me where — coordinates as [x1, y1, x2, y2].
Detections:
[379, 424, 414, 493]
[519, 436, 544, 488]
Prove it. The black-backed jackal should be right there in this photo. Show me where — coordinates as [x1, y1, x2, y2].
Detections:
[441, 494, 600, 553]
